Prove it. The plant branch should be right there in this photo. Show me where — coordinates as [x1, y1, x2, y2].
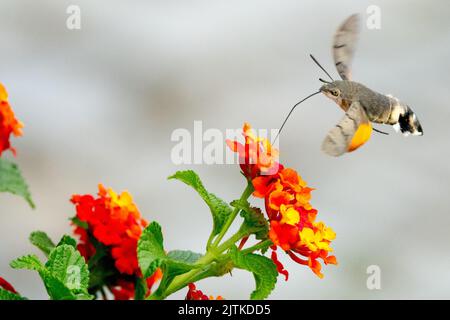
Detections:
[211, 181, 254, 248]
[149, 180, 256, 300]
[240, 239, 273, 255]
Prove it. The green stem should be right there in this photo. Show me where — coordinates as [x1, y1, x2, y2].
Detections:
[240, 239, 273, 255]
[211, 182, 254, 248]
[216, 229, 248, 253]
[149, 181, 255, 300]
[155, 228, 250, 299]
[206, 232, 215, 251]
[152, 251, 217, 299]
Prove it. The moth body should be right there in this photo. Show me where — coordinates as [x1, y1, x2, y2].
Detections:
[275, 14, 424, 156]
[320, 80, 423, 137]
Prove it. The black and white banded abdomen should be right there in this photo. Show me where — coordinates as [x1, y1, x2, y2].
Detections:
[365, 93, 423, 136]
[384, 95, 423, 136]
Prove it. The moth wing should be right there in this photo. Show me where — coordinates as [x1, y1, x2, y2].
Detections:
[333, 14, 360, 80]
[322, 101, 373, 156]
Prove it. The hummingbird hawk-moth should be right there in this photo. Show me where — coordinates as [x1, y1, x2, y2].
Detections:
[276, 14, 423, 156]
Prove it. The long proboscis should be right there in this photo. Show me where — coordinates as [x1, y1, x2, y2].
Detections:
[272, 91, 321, 144]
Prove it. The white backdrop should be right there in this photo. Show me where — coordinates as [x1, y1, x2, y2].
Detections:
[0, 0, 449, 299]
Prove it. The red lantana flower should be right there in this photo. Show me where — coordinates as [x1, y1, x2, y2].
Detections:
[228, 123, 337, 279]
[109, 279, 135, 300]
[0, 83, 23, 156]
[0, 276, 18, 294]
[185, 283, 223, 300]
[71, 184, 162, 299]
[71, 184, 148, 275]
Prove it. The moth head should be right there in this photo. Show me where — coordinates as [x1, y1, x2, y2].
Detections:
[319, 81, 342, 101]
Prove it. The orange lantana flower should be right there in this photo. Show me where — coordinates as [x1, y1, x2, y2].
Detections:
[71, 184, 163, 300]
[71, 184, 148, 275]
[0, 83, 23, 156]
[256, 167, 336, 279]
[227, 123, 337, 279]
[226, 122, 280, 180]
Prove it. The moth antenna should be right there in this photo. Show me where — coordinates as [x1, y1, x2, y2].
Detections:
[272, 91, 321, 144]
[319, 78, 331, 84]
[310, 54, 334, 82]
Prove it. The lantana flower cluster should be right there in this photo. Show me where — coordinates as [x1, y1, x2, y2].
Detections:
[71, 184, 162, 299]
[0, 80, 339, 301]
[227, 123, 337, 279]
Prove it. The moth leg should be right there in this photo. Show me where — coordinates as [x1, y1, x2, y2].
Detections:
[373, 128, 389, 135]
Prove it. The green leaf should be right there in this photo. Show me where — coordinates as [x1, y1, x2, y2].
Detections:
[232, 200, 269, 240]
[138, 222, 196, 282]
[71, 217, 88, 229]
[163, 259, 194, 278]
[0, 158, 35, 208]
[45, 244, 90, 293]
[10, 245, 93, 300]
[56, 235, 77, 248]
[39, 272, 78, 300]
[208, 193, 233, 235]
[37, 270, 92, 300]
[10, 254, 44, 271]
[137, 222, 166, 278]
[0, 288, 26, 300]
[134, 277, 147, 300]
[230, 247, 278, 300]
[76, 293, 96, 300]
[29, 231, 56, 257]
[169, 170, 232, 236]
[167, 250, 202, 264]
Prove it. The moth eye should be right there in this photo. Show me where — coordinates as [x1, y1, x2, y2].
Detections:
[332, 89, 339, 97]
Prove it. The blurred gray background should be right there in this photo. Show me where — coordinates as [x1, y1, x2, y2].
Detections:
[1, 0, 449, 299]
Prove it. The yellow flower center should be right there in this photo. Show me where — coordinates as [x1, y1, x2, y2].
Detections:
[299, 223, 336, 252]
[280, 205, 300, 226]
